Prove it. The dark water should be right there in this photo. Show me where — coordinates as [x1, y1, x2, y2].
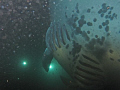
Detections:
[0, 0, 63, 90]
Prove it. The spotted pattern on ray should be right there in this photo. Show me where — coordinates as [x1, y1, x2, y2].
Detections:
[64, 2, 119, 62]
[42, 1, 120, 89]
[71, 41, 82, 57]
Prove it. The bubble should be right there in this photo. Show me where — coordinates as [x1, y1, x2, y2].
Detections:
[17, 46, 19, 48]
[1, 6, 4, 9]
[24, 6, 27, 9]
[28, 34, 32, 37]
[29, 3, 31, 5]
[13, 50, 15, 53]
[53, 2, 55, 4]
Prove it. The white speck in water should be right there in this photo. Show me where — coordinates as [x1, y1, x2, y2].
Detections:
[28, 34, 32, 37]
[1, 6, 4, 9]
[13, 50, 15, 53]
[53, 2, 55, 4]
[24, 6, 27, 9]
[29, 3, 31, 5]
[17, 46, 19, 48]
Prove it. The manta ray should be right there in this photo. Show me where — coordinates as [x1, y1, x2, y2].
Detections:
[42, 0, 120, 89]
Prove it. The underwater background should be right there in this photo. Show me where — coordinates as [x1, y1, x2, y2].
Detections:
[0, 0, 69, 90]
[1, 0, 120, 90]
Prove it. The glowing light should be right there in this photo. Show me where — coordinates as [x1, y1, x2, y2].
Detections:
[23, 61, 27, 65]
[49, 65, 52, 69]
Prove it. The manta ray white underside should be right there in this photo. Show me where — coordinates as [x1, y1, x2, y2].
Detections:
[42, 0, 120, 89]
